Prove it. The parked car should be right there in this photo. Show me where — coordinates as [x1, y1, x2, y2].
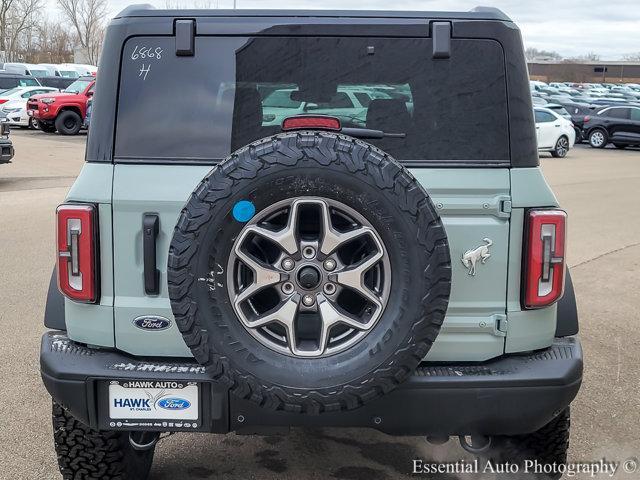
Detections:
[27, 77, 94, 134]
[0, 86, 58, 128]
[38, 64, 81, 78]
[2, 62, 49, 78]
[583, 105, 640, 149]
[37, 76, 77, 91]
[0, 85, 57, 104]
[529, 80, 548, 92]
[531, 95, 547, 106]
[0, 120, 14, 164]
[544, 103, 572, 120]
[261, 86, 394, 127]
[58, 63, 98, 76]
[41, 6, 582, 480]
[534, 107, 575, 157]
[0, 73, 41, 93]
[552, 101, 596, 143]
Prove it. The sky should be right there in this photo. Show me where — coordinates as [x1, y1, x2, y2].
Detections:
[54, 0, 640, 59]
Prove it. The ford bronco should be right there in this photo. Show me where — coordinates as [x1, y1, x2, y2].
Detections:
[41, 6, 582, 479]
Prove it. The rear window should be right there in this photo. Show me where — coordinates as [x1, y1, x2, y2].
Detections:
[115, 36, 509, 163]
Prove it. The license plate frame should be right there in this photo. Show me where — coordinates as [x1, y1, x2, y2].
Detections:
[101, 380, 202, 431]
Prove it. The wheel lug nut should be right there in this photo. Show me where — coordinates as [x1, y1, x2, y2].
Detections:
[302, 246, 316, 259]
[323, 258, 336, 271]
[281, 258, 295, 271]
[281, 282, 294, 295]
[302, 294, 315, 306]
[323, 283, 336, 295]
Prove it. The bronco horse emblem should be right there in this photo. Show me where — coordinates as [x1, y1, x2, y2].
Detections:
[461, 238, 493, 276]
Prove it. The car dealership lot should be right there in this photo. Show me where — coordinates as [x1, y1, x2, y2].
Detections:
[1, 131, 639, 480]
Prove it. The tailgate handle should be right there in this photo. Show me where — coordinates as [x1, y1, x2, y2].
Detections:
[175, 19, 195, 56]
[143, 214, 160, 295]
[431, 21, 451, 59]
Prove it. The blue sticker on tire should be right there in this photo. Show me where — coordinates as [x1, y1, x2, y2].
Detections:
[232, 200, 256, 223]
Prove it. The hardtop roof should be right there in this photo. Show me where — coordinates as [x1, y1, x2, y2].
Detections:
[115, 5, 511, 22]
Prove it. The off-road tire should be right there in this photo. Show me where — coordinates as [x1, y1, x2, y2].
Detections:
[52, 402, 155, 480]
[487, 408, 570, 479]
[55, 110, 82, 135]
[168, 131, 451, 414]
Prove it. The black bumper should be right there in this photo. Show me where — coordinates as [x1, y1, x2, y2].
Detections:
[41, 332, 582, 436]
[0, 138, 13, 164]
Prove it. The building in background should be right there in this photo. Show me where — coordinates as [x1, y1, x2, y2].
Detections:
[528, 61, 640, 84]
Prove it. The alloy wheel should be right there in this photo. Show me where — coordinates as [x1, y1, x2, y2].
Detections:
[227, 197, 391, 358]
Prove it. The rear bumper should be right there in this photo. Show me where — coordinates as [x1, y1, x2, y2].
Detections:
[41, 332, 582, 436]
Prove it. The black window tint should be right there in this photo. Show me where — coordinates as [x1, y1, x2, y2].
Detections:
[116, 36, 508, 162]
[605, 108, 630, 119]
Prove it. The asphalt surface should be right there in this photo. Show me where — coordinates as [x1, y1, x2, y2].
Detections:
[1, 130, 639, 479]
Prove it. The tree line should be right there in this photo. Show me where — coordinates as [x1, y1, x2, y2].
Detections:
[0, 0, 106, 66]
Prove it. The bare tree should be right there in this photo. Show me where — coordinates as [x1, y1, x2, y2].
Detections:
[571, 51, 601, 62]
[524, 47, 562, 62]
[27, 20, 74, 63]
[623, 53, 640, 61]
[56, 0, 106, 64]
[0, 0, 43, 61]
[165, 0, 217, 8]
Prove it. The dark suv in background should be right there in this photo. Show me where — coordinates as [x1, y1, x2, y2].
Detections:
[584, 105, 640, 148]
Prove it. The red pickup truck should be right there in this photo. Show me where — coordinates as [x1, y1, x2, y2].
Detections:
[28, 77, 94, 135]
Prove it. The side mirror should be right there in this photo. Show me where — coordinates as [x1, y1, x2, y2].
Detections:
[86, 90, 94, 97]
[303, 102, 319, 112]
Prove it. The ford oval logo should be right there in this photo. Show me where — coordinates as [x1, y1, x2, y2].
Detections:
[158, 397, 191, 410]
[133, 316, 172, 331]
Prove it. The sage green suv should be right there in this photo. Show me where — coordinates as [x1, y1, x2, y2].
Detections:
[41, 6, 582, 479]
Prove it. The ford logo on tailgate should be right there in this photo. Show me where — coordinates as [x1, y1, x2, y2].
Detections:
[158, 398, 191, 410]
[133, 315, 172, 331]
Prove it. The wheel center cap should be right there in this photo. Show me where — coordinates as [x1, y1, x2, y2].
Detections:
[297, 265, 321, 290]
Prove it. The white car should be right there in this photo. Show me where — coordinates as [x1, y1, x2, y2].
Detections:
[38, 64, 80, 78]
[534, 107, 575, 158]
[0, 86, 58, 128]
[58, 63, 98, 77]
[2, 62, 49, 78]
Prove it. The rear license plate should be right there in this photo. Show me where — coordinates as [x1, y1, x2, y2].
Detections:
[108, 380, 199, 429]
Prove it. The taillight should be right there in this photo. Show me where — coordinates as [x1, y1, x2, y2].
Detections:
[56, 204, 98, 303]
[282, 115, 341, 131]
[583, 115, 591, 123]
[0, 99, 7, 104]
[523, 209, 567, 309]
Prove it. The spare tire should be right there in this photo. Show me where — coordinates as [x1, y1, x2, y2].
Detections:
[168, 131, 451, 414]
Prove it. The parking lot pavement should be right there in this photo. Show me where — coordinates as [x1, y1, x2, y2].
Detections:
[1, 131, 638, 479]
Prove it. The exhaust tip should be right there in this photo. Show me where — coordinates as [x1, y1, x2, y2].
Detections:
[459, 435, 492, 454]
[129, 431, 160, 451]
